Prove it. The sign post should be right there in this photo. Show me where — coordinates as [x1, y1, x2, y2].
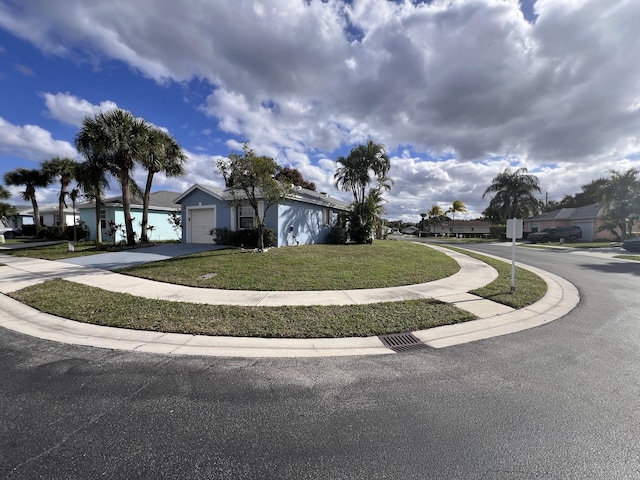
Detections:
[506, 219, 523, 294]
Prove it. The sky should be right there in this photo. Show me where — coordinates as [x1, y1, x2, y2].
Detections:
[1, 0, 639, 223]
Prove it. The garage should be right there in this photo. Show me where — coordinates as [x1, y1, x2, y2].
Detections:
[188, 207, 215, 244]
[573, 221, 594, 241]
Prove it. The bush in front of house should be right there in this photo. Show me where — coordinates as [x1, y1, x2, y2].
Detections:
[213, 227, 276, 249]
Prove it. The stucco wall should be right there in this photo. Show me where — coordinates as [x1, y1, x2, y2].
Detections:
[277, 201, 331, 246]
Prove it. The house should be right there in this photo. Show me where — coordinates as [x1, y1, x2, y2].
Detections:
[77, 190, 181, 242]
[430, 219, 491, 238]
[6, 203, 79, 230]
[524, 203, 620, 241]
[174, 184, 350, 247]
[401, 226, 421, 235]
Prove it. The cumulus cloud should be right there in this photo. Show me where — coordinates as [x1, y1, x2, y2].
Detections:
[0, 117, 78, 161]
[1, 0, 639, 219]
[41, 92, 119, 127]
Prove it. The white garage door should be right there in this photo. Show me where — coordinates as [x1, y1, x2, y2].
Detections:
[190, 208, 215, 244]
[573, 221, 594, 241]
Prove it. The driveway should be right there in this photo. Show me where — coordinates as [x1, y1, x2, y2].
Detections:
[58, 243, 227, 270]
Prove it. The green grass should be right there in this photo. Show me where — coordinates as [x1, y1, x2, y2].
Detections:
[116, 241, 460, 290]
[1, 241, 107, 260]
[10, 279, 475, 338]
[445, 247, 547, 309]
[614, 254, 640, 261]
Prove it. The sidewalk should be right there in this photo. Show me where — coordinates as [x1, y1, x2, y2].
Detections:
[0, 244, 580, 357]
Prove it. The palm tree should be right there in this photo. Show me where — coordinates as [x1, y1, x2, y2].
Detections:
[75, 158, 111, 243]
[75, 108, 151, 246]
[3, 168, 51, 235]
[448, 199, 467, 237]
[0, 185, 15, 226]
[334, 140, 393, 243]
[483, 167, 542, 222]
[138, 127, 186, 243]
[334, 140, 392, 205]
[598, 168, 640, 239]
[427, 204, 445, 233]
[41, 157, 78, 230]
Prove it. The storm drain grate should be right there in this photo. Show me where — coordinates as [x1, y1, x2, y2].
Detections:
[378, 332, 430, 353]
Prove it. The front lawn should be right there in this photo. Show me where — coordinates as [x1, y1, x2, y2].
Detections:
[116, 241, 460, 290]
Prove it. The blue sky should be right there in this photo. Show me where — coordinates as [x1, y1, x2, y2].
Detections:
[1, 0, 639, 222]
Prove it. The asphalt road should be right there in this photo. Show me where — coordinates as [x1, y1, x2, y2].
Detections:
[1, 245, 638, 479]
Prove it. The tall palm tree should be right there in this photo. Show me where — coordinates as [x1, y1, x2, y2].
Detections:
[334, 140, 392, 205]
[427, 204, 444, 233]
[75, 155, 111, 243]
[483, 167, 542, 222]
[334, 140, 393, 243]
[138, 127, 186, 243]
[41, 157, 78, 230]
[598, 168, 640, 239]
[75, 108, 151, 246]
[3, 168, 51, 235]
[448, 199, 467, 236]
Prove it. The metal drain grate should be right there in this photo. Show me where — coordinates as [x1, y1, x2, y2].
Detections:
[378, 332, 430, 353]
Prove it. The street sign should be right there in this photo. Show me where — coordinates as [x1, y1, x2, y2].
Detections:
[506, 219, 523, 239]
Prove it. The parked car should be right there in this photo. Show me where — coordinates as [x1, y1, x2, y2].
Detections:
[622, 237, 640, 252]
[0, 226, 22, 239]
[528, 226, 582, 243]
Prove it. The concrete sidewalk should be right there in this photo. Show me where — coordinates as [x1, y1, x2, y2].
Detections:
[0, 244, 580, 357]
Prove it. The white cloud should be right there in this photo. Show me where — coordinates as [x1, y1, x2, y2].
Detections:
[1, 0, 640, 220]
[0, 117, 78, 162]
[41, 92, 119, 127]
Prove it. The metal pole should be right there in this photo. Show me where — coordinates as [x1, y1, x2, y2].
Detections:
[510, 221, 516, 294]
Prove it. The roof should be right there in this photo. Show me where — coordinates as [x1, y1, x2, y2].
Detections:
[77, 190, 181, 211]
[12, 203, 78, 216]
[527, 203, 606, 221]
[175, 183, 350, 211]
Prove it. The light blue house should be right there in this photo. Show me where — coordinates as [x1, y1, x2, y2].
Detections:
[174, 184, 350, 246]
[78, 190, 181, 243]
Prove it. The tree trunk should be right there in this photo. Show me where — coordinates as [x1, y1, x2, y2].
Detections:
[31, 196, 42, 235]
[120, 172, 136, 246]
[140, 173, 153, 243]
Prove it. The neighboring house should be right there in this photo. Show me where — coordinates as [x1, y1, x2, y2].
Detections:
[401, 226, 421, 235]
[5, 203, 79, 230]
[78, 190, 181, 243]
[431, 219, 491, 237]
[174, 184, 350, 247]
[524, 203, 621, 241]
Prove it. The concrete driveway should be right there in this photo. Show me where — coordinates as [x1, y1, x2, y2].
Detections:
[58, 243, 227, 270]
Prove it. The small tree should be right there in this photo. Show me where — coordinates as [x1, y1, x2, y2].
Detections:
[217, 144, 292, 251]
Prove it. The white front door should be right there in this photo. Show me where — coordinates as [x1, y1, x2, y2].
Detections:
[189, 208, 215, 244]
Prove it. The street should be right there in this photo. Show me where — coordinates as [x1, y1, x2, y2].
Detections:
[1, 246, 638, 479]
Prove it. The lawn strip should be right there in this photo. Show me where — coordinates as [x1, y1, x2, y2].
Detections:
[614, 254, 640, 261]
[10, 279, 476, 338]
[115, 241, 459, 290]
[444, 247, 547, 309]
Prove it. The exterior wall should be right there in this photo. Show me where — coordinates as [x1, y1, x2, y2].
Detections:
[524, 218, 621, 241]
[277, 201, 333, 247]
[79, 207, 178, 242]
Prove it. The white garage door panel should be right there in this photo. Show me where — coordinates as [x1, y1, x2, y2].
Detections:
[190, 208, 215, 244]
[573, 222, 593, 241]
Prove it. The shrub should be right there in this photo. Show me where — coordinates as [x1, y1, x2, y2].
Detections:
[327, 213, 348, 244]
[213, 227, 276, 248]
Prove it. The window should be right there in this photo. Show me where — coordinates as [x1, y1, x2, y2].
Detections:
[238, 205, 254, 229]
[322, 208, 329, 226]
[100, 209, 107, 229]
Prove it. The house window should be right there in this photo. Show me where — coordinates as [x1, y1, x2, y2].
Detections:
[238, 205, 254, 229]
[100, 209, 107, 229]
[322, 208, 329, 226]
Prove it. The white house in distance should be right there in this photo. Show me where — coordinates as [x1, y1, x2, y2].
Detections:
[77, 190, 181, 243]
[6, 203, 79, 231]
[174, 184, 350, 247]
